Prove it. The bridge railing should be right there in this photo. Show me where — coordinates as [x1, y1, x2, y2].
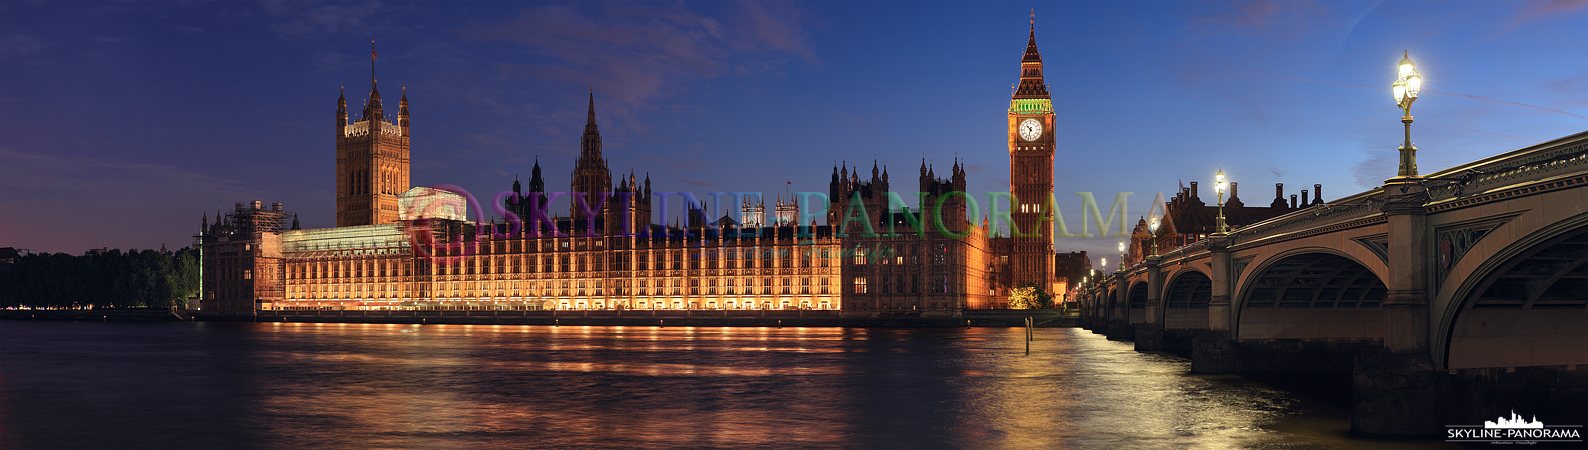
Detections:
[1118, 187, 1384, 275]
[1424, 131, 1588, 202]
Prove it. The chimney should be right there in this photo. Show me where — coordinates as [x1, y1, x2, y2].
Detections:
[272, 202, 283, 212]
[1190, 181, 1199, 199]
[1300, 189, 1309, 206]
[1230, 182, 1239, 200]
[252, 200, 263, 210]
[1290, 194, 1298, 209]
[1314, 184, 1323, 205]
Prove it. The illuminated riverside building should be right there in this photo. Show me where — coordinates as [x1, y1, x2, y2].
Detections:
[199, 89, 991, 316]
[198, 20, 1063, 316]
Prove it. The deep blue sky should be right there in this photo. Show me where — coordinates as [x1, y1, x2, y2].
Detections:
[2, 1, 1585, 259]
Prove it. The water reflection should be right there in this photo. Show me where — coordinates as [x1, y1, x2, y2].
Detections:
[0, 322, 1458, 449]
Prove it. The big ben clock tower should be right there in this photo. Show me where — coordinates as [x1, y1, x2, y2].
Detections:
[1008, 15, 1055, 289]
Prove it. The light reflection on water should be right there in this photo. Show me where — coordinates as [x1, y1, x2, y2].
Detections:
[0, 321, 1461, 449]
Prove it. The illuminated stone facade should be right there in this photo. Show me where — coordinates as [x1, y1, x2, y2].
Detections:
[1006, 19, 1056, 290]
[198, 23, 1070, 316]
[336, 75, 411, 227]
[258, 221, 851, 312]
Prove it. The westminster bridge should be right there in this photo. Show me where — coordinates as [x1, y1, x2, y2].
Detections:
[1077, 130, 1587, 436]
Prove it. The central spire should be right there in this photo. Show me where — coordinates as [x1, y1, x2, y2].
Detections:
[571, 90, 612, 227]
[582, 90, 600, 156]
[1024, 12, 1041, 63]
[1014, 14, 1050, 99]
[587, 90, 596, 127]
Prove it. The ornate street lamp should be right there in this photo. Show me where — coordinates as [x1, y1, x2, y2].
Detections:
[1101, 258, 1107, 273]
[1213, 168, 1229, 234]
[1392, 50, 1422, 178]
[1148, 215, 1161, 257]
[1117, 241, 1126, 270]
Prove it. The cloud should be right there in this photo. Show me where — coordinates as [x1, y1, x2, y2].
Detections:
[1349, 146, 1396, 189]
[679, 177, 720, 188]
[0, 34, 47, 61]
[1185, 0, 1332, 38]
[1281, 75, 1588, 120]
[0, 147, 248, 203]
[1506, 0, 1588, 31]
[260, 0, 401, 39]
[465, 2, 817, 110]
[310, 51, 348, 72]
[1425, 91, 1588, 121]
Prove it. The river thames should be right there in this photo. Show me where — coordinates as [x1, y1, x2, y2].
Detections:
[0, 321, 1462, 449]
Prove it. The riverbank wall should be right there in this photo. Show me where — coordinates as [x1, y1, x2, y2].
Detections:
[2, 308, 1076, 328]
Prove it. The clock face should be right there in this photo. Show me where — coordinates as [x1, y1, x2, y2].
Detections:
[1018, 118, 1043, 141]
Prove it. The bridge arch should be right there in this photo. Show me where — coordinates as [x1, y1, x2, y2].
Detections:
[1127, 281, 1149, 324]
[1440, 215, 1588, 369]
[1234, 248, 1386, 340]
[1162, 268, 1212, 330]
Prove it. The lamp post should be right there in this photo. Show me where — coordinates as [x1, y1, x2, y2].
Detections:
[1118, 241, 1126, 270]
[1148, 215, 1160, 257]
[1213, 168, 1228, 234]
[1392, 50, 1422, 179]
[1101, 258, 1107, 274]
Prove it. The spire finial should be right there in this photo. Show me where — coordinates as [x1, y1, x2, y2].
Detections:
[587, 89, 596, 126]
[370, 40, 377, 90]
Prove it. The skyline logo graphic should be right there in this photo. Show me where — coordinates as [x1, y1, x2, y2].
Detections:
[1447, 411, 1582, 444]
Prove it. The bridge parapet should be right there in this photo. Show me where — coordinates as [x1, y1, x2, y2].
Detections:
[1225, 189, 1384, 246]
[1424, 131, 1588, 203]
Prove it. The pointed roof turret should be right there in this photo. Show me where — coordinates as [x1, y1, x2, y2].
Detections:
[398, 86, 409, 124]
[1023, 11, 1042, 63]
[1014, 12, 1051, 99]
[528, 157, 545, 192]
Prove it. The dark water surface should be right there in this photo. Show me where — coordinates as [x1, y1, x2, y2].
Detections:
[0, 321, 1461, 449]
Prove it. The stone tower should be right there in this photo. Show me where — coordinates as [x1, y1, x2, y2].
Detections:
[571, 91, 613, 234]
[336, 46, 410, 227]
[1007, 17, 1055, 289]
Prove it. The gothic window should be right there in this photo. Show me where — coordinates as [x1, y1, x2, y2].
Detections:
[853, 276, 867, 294]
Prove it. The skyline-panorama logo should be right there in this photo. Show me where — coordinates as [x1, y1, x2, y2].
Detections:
[1446, 411, 1582, 444]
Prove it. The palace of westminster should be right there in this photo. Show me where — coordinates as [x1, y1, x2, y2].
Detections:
[198, 21, 1320, 316]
